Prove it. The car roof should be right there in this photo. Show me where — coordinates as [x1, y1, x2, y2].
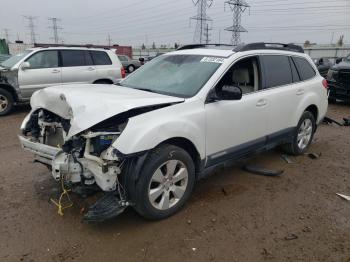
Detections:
[167, 48, 235, 58]
[28, 47, 111, 52]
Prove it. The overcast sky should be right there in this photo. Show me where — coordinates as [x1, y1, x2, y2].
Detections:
[1, 0, 349, 47]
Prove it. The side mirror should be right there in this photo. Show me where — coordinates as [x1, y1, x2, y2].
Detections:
[139, 57, 145, 63]
[219, 85, 242, 100]
[335, 57, 343, 64]
[21, 61, 30, 70]
[207, 85, 242, 102]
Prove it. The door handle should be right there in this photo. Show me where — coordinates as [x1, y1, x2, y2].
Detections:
[52, 69, 60, 73]
[296, 89, 305, 95]
[87, 67, 95, 71]
[256, 99, 267, 107]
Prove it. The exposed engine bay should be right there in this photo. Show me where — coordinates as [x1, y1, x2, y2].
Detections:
[19, 102, 177, 222]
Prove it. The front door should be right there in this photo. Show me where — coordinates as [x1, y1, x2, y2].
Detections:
[205, 56, 270, 167]
[18, 50, 61, 99]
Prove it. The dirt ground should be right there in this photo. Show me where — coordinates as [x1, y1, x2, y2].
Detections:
[0, 103, 349, 262]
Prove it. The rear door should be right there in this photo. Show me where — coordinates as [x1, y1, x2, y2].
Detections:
[259, 54, 301, 143]
[18, 50, 61, 98]
[60, 50, 97, 84]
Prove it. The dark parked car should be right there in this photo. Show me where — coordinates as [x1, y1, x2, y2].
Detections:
[327, 54, 350, 103]
[313, 57, 332, 78]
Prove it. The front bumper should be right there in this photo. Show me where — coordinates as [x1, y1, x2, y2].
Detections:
[19, 135, 61, 165]
[19, 135, 120, 191]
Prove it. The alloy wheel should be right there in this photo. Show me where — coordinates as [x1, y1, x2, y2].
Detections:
[0, 95, 8, 113]
[148, 160, 188, 210]
[297, 118, 313, 150]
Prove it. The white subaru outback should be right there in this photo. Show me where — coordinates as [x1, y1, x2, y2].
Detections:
[19, 43, 328, 222]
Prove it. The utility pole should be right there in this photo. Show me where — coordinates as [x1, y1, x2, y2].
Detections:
[48, 17, 62, 44]
[204, 24, 212, 44]
[190, 0, 213, 44]
[23, 16, 37, 44]
[224, 0, 249, 46]
[3, 28, 11, 43]
[107, 34, 112, 46]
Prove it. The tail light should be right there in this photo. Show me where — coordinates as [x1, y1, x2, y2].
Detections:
[121, 67, 126, 78]
[322, 79, 328, 89]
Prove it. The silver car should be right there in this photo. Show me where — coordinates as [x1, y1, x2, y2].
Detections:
[117, 55, 142, 73]
[0, 47, 125, 116]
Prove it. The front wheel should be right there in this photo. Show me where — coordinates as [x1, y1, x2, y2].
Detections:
[132, 144, 195, 220]
[283, 111, 316, 155]
[0, 88, 14, 116]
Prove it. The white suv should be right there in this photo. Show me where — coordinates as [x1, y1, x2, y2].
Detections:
[0, 47, 125, 115]
[19, 43, 328, 222]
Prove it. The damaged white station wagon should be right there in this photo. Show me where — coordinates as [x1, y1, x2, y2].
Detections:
[19, 43, 328, 222]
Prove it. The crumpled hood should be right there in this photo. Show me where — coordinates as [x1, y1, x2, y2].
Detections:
[30, 84, 184, 138]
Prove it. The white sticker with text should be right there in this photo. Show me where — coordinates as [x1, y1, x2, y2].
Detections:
[200, 57, 225, 63]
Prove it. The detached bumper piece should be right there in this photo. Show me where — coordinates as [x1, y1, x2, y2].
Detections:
[83, 193, 127, 223]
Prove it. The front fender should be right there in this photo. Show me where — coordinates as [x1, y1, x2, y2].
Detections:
[113, 100, 206, 159]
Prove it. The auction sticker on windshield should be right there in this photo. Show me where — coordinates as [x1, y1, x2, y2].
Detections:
[200, 57, 225, 63]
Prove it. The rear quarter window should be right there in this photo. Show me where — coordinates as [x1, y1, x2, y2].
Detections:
[91, 51, 112, 65]
[292, 57, 316, 81]
[261, 55, 293, 88]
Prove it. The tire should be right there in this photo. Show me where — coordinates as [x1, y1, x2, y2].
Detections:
[132, 144, 195, 220]
[328, 97, 336, 104]
[0, 88, 14, 116]
[283, 111, 316, 155]
[94, 80, 112, 84]
[127, 65, 135, 73]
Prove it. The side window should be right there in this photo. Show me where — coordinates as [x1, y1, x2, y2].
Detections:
[91, 51, 112, 65]
[292, 57, 316, 81]
[289, 57, 300, 83]
[261, 55, 293, 88]
[26, 51, 58, 69]
[216, 56, 260, 95]
[61, 50, 89, 67]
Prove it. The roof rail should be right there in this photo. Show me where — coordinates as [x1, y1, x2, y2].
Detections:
[177, 43, 234, 50]
[234, 42, 304, 53]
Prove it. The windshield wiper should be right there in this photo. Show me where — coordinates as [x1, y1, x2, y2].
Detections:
[133, 87, 159, 94]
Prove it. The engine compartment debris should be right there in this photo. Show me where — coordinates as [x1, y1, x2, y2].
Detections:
[242, 165, 284, 177]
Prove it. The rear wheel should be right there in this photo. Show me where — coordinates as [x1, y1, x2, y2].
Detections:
[127, 65, 135, 73]
[132, 144, 195, 220]
[283, 111, 316, 155]
[0, 88, 14, 116]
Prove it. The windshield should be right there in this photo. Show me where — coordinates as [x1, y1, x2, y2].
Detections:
[120, 54, 224, 98]
[0, 50, 33, 68]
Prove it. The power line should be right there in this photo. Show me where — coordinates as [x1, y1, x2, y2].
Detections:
[190, 0, 213, 44]
[48, 17, 62, 44]
[23, 15, 37, 44]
